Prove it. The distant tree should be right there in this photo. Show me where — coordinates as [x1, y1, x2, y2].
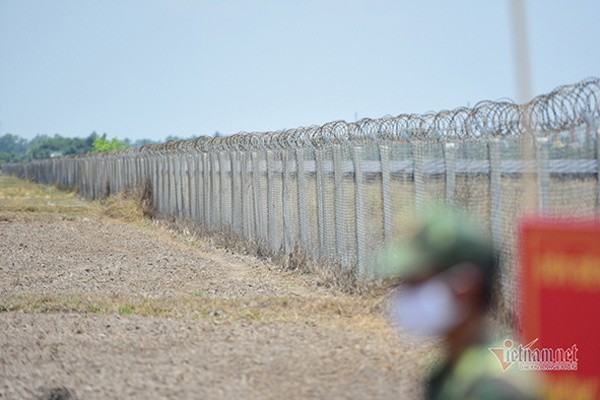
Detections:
[23, 133, 96, 160]
[93, 134, 128, 152]
[213, 131, 222, 138]
[86, 131, 99, 148]
[0, 133, 28, 154]
[0, 132, 103, 167]
[0, 151, 20, 166]
[26, 134, 63, 160]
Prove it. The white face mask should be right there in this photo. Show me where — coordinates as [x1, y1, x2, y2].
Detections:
[388, 276, 467, 337]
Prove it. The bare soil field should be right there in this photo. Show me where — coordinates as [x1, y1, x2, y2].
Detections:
[0, 175, 436, 399]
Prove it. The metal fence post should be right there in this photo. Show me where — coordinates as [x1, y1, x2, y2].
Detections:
[195, 152, 203, 224]
[353, 145, 367, 276]
[240, 151, 252, 240]
[166, 153, 174, 215]
[209, 152, 223, 228]
[202, 152, 211, 227]
[230, 151, 241, 234]
[179, 153, 187, 219]
[295, 147, 309, 251]
[315, 148, 327, 260]
[444, 142, 456, 204]
[379, 143, 393, 246]
[333, 144, 347, 265]
[251, 151, 264, 244]
[281, 149, 293, 253]
[188, 152, 197, 221]
[266, 150, 276, 252]
[176, 153, 184, 218]
[185, 152, 193, 219]
[488, 138, 503, 248]
[167, 154, 173, 215]
[156, 155, 163, 215]
[536, 137, 550, 212]
[412, 141, 425, 215]
[219, 151, 228, 228]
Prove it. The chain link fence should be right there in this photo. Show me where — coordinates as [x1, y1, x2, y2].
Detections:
[3, 78, 600, 313]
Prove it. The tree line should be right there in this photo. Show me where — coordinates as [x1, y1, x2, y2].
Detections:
[0, 132, 212, 167]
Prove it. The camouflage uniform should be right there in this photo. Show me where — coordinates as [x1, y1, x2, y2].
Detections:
[426, 339, 542, 400]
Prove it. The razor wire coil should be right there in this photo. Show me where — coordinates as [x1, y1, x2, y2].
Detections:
[35, 77, 600, 158]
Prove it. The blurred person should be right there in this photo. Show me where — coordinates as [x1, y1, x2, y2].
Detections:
[378, 205, 543, 400]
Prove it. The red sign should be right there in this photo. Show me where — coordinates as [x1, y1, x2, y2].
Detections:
[519, 217, 600, 399]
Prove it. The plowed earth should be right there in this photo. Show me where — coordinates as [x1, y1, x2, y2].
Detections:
[0, 176, 436, 399]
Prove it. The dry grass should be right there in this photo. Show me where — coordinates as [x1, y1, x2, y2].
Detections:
[0, 175, 147, 224]
[0, 175, 88, 218]
[97, 190, 148, 223]
[0, 292, 387, 330]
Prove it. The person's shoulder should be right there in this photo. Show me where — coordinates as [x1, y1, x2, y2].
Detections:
[428, 339, 544, 400]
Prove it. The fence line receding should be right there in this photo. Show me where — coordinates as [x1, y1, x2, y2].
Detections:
[3, 77, 600, 313]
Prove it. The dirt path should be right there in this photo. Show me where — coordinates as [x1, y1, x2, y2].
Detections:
[0, 176, 434, 399]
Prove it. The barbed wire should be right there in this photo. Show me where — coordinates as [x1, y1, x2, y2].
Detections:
[53, 77, 600, 158]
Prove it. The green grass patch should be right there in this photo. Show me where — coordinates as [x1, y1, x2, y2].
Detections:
[117, 304, 135, 316]
[87, 303, 102, 313]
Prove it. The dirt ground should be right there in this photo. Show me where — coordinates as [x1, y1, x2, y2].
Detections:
[0, 176, 437, 400]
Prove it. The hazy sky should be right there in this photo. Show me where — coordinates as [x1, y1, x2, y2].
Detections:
[1, 1, 599, 141]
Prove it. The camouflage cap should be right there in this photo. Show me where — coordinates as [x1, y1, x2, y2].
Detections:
[376, 204, 495, 280]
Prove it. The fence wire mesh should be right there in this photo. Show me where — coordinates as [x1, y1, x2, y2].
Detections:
[3, 78, 600, 315]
